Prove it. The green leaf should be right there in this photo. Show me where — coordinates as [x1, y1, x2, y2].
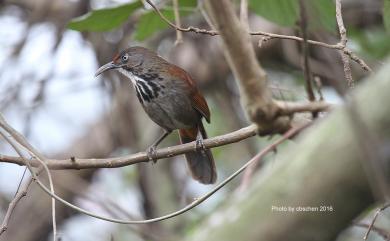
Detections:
[249, 0, 299, 27]
[133, 0, 196, 41]
[384, 0, 390, 33]
[349, 27, 390, 59]
[134, 10, 174, 41]
[68, 1, 143, 32]
[307, 0, 336, 33]
[249, 0, 335, 32]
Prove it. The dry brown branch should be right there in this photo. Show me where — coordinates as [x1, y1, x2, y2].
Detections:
[205, 0, 292, 134]
[172, 0, 183, 45]
[144, 0, 371, 72]
[0, 101, 331, 169]
[251, 31, 371, 72]
[0, 130, 58, 241]
[0, 164, 46, 237]
[0, 103, 324, 226]
[275, 101, 331, 115]
[355, 222, 390, 241]
[1, 124, 258, 169]
[336, 0, 354, 88]
[0, 177, 33, 236]
[0, 103, 303, 225]
[362, 204, 390, 240]
[145, 0, 218, 35]
[336, 0, 390, 209]
[3, 124, 299, 225]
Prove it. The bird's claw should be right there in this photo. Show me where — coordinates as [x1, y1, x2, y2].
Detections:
[195, 138, 206, 152]
[147, 146, 158, 163]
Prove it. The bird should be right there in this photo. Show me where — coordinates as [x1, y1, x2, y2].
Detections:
[95, 46, 217, 184]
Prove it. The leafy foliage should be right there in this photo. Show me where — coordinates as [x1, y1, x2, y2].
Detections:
[68, 0, 337, 39]
[133, 9, 175, 41]
[350, 27, 390, 59]
[68, 0, 197, 40]
[249, 0, 299, 27]
[68, 1, 142, 32]
[249, 0, 335, 32]
[133, 0, 196, 41]
[307, 0, 336, 32]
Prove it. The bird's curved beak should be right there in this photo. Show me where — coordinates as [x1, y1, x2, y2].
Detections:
[95, 61, 118, 77]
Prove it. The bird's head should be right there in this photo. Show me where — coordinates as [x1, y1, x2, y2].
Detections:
[95, 47, 156, 77]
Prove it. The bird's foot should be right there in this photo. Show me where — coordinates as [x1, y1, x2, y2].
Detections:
[195, 138, 206, 152]
[147, 146, 158, 164]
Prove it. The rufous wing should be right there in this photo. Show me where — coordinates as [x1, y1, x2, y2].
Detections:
[167, 64, 211, 122]
[190, 90, 210, 123]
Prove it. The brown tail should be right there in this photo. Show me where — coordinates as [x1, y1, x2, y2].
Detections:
[179, 123, 217, 184]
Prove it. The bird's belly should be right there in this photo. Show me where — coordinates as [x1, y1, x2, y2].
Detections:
[142, 94, 199, 131]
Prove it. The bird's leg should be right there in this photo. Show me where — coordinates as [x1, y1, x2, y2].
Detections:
[195, 131, 206, 153]
[147, 130, 172, 163]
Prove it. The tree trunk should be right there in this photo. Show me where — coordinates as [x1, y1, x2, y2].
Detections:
[186, 59, 390, 241]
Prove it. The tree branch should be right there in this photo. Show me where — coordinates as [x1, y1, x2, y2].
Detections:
[144, 0, 371, 72]
[204, 0, 293, 135]
[1, 124, 257, 169]
[336, 0, 354, 88]
[275, 101, 330, 115]
[355, 222, 390, 241]
[0, 101, 330, 169]
[363, 203, 390, 240]
[0, 101, 331, 170]
[0, 131, 57, 240]
[0, 176, 33, 236]
[172, 0, 183, 45]
[299, 0, 316, 109]
[1, 124, 303, 225]
[185, 53, 390, 241]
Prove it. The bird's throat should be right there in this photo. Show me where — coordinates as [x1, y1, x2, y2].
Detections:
[118, 68, 137, 86]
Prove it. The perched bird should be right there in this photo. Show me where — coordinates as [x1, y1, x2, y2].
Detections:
[95, 47, 217, 184]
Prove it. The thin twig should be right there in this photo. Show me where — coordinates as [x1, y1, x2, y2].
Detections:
[299, 0, 317, 118]
[0, 113, 58, 239]
[1, 115, 301, 225]
[56, 173, 171, 240]
[355, 222, 390, 241]
[0, 131, 57, 240]
[1, 124, 258, 169]
[0, 177, 32, 235]
[239, 122, 310, 191]
[14, 127, 299, 224]
[13, 167, 28, 198]
[144, 0, 371, 72]
[314, 76, 324, 101]
[363, 203, 390, 240]
[0, 114, 45, 161]
[145, 0, 218, 35]
[0, 165, 44, 236]
[172, 0, 183, 45]
[250, 31, 370, 72]
[336, 0, 354, 88]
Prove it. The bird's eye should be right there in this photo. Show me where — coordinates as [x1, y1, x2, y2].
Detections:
[121, 54, 129, 62]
